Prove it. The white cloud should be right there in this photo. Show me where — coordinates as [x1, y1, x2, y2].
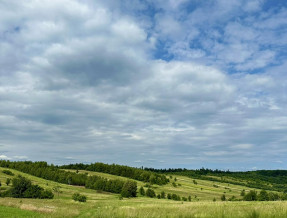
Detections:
[0, 0, 287, 169]
[0, 155, 11, 160]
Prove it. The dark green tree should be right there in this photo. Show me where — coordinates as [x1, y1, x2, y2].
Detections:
[139, 186, 145, 196]
[258, 190, 269, 201]
[120, 180, 137, 198]
[160, 191, 166, 199]
[72, 193, 87, 202]
[146, 188, 156, 198]
[244, 190, 257, 201]
[6, 178, 11, 186]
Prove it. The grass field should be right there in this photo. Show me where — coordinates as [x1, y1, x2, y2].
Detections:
[1, 167, 287, 217]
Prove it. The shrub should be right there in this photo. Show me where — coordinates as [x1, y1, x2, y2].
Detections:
[40, 190, 54, 199]
[172, 194, 180, 201]
[2, 170, 14, 176]
[268, 192, 279, 201]
[10, 175, 53, 199]
[221, 194, 226, 201]
[244, 190, 257, 201]
[6, 178, 11, 186]
[258, 190, 269, 201]
[72, 193, 87, 202]
[146, 188, 156, 198]
[139, 186, 145, 196]
[120, 180, 137, 198]
[228, 196, 237, 201]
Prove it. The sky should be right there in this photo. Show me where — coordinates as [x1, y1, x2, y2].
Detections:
[1, 0, 287, 170]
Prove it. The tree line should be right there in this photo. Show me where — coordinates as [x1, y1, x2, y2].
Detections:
[60, 162, 169, 185]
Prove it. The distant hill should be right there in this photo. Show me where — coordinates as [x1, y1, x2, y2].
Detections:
[144, 167, 287, 192]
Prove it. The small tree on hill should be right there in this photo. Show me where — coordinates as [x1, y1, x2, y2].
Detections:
[146, 188, 156, 198]
[160, 191, 166, 199]
[72, 193, 87, 202]
[221, 194, 226, 201]
[139, 186, 145, 196]
[258, 190, 269, 201]
[244, 190, 257, 201]
[6, 178, 11, 186]
[121, 180, 137, 198]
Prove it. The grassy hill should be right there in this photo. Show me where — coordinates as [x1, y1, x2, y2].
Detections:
[64, 169, 263, 201]
[1, 165, 287, 217]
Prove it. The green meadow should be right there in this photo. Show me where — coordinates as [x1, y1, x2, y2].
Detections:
[1, 167, 287, 217]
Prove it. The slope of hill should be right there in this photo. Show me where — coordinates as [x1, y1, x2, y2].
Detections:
[145, 168, 287, 192]
[64, 169, 262, 201]
[1, 163, 287, 217]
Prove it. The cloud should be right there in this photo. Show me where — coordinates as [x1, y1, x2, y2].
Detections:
[0, 0, 287, 169]
[0, 155, 11, 160]
[231, 144, 253, 150]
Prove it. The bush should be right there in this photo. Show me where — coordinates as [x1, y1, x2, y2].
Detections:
[172, 194, 180, 201]
[228, 196, 237, 201]
[146, 188, 156, 198]
[9, 175, 53, 199]
[139, 186, 145, 196]
[244, 190, 257, 201]
[258, 190, 269, 201]
[6, 178, 11, 186]
[221, 194, 226, 201]
[72, 193, 87, 202]
[120, 180, 137, 198]
[40, 190, 54, 199]
[2, 170, 14, 176]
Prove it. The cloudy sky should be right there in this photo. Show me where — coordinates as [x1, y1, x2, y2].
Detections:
[1, 0, 287, 170]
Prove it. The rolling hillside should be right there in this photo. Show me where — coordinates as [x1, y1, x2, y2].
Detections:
[64, 169, 263, 201]
[1, 163, 287, 217]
